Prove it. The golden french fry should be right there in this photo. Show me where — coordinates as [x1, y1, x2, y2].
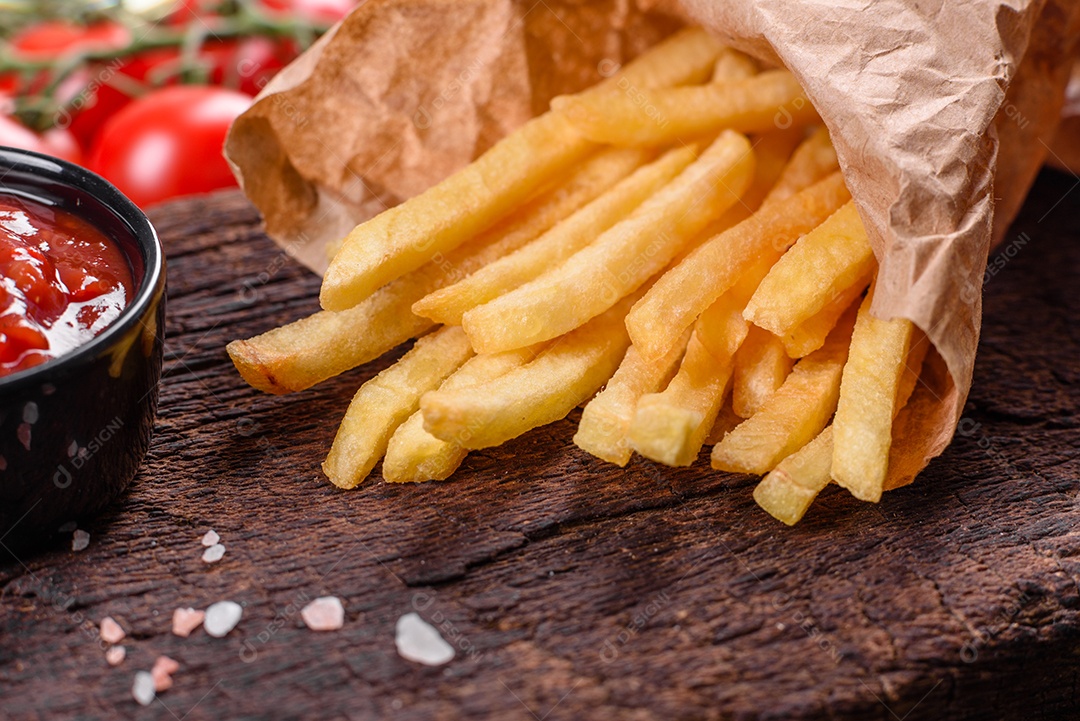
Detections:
[421, 295, 639, 449]
[761, 126, 837, 207]
[754, 333, 928, 525]
[412, 146, 695, 325]
[627, 294, 744, 467]
[320, 27, 725, 311]
[229, 149, 647, 393]
[745, 202, 876, 336]
[831, 287, 916, 502]
[711, 305, 856, 474]
[228, 296, 433, 395]
[711, 48, 758, 82]
[597, 26, 726, 91]
[753, 426, 834, 526]
[781, 273, 870, 358]
[462, 131, 755, 354]
[627, 171, 851, 361]
[552, 70, 819, 147]
[732, 326, 793, 418]
[322, 326, 474, 490]
[320, 112, 594, 310]
[574, 331, 690, 466]
[383, 345, 544, 483]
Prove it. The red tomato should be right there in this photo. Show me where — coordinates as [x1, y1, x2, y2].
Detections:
[0, 115, 81, 164]
[9, 21, 131, 59]
[87, 85, 252, 207]
[259, 0, 357, 23]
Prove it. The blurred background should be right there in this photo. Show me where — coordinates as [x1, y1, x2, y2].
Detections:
[0, 0, 359, 208]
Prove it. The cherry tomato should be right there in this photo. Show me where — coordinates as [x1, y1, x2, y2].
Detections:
[0, 115, 81, 164]
[8, 21, 131, 59]
[259, 0, 357, 23]
[87, 85, 252, 207]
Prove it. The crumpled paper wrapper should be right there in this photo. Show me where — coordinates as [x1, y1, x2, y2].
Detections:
[224, 0, 1079, 491]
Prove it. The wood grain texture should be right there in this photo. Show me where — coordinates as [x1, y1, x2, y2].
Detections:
[0, 170, 1078, 720]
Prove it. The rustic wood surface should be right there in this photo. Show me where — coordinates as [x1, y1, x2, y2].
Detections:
[0, 170, 1078, 720]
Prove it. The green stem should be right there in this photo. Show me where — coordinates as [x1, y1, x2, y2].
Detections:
[1, 9, 332, 130]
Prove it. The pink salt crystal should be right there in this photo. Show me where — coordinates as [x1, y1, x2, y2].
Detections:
[151, 656, 179, 692]
[201, 529, 219, 547]
[171, 607, 205, 637]
[105, 646, 126, 666]
[152, 655, 180, 676]
[100, 617, 125, 644]
[300, 596, 345, 631]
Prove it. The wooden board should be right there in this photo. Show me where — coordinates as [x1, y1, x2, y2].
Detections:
[1, 170, 1078, 720]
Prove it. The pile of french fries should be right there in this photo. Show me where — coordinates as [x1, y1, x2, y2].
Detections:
[227, 27, 931, 526]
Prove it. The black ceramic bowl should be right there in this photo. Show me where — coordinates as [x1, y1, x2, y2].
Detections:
[0, 147, 165, 548]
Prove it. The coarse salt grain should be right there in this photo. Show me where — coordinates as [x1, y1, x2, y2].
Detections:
[202, 543, 225, 563]
[72, 529, 90, 552]
[201, 529, 219, 547]
[395, 612, 455, 666]
[105, 646, 126, 666]
[203, 601, 242, 638]
[132, 671, 155, 706]
[172, 607, 205, 637]
[100, 616, 125, 644]
[301, 596, 345, 631]
[151, 656, 179, 692]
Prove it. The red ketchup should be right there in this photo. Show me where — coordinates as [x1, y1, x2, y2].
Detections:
[0, 194, 133, 377]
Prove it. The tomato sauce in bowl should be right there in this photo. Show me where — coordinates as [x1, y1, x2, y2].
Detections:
[0, 193, 133, 377]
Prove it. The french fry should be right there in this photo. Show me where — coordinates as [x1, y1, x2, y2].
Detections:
[574, 331, 690, 466]
[320, 113, 594, 310]
[462, 130, 755, 354]
[319, 27, 725, 311]
[732, 326, 793, 418]
[711, 305, 856, 475]
[760, 126, 837, 207]
[754, 334, 928, 524]
[552, 70, 819, 147]
[831, 287, 916, 502]
[412, 146, 695, 325]
[753, 426, 834, 526]
[383, 345, 545, 483]
[745, 202, 876, 336]
[602, 26, 727, 90]
[228, 295, 433, 395]
[228, 148, 646, 393]
[711, 48, 758, 83]
[421, 295, 639, 450]
[627, 171, 851, 361]
[781, 272, 870, 358]
[322, 326, 473, 490]
[627, 294, 744, 467]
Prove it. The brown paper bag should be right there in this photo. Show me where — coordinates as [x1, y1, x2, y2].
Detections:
[224, 0, 1079, 490]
